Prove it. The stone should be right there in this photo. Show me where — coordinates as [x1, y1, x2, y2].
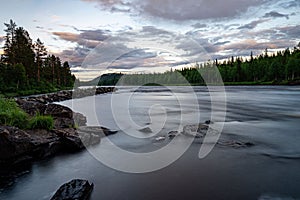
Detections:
[217, 140, 255, 148]
[155, 136, 166, 142]
[44, 104, 74, 119]
[139, 127, 152, 133]
[168, 131, 179, 138]
[0, 126, 61, 167]
[50, 179, 94, 200]
[183, 124, 208, 138]
[15, 99, 47, 116]
[77, 126, 118, 137]
[205, 120, 212, 125]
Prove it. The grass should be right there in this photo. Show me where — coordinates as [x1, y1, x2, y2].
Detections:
[0, 98, 28, 129]
[29, 113, 54, 131]
[0, 98, 54, 130]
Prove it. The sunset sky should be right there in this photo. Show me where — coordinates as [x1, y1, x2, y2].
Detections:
[0, 0, 299, 80]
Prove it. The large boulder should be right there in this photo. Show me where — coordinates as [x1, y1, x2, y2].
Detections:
[0, 126, 106, 167]
[16, 100, 87, 128]
[44, 104, 74, 119]
[50, 179, 94, 200]
[15, 99, 47, 116]
[0, 126, 61, 167]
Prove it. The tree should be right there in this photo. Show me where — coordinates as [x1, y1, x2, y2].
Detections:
[34, 38, 47, 82]
[13, 63, 26, 89]
[236, 57, 242, 82]
[2, 20, 17, 64]
[14, 27, 35, 81]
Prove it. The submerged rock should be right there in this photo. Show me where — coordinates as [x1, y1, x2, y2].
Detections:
[139, 127, 152, 133]
[168, 131, 179, 138]
[217, 140, 255, 148]
[50, 179, 94, 200]
[155, 136, 166, 142]
[182, 124, 209, 138]
[77, 126, 118, 137]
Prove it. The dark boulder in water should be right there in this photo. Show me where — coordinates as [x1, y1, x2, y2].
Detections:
[50, 179, 94, 200]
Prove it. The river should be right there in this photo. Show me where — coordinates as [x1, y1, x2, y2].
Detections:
[1, 86, 300, 200]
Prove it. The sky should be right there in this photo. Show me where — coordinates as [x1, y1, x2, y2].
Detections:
[0, 0, 299, 81]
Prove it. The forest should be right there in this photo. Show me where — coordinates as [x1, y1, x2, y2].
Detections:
[92, 44, 300, 86]
[0, 20, 75, 97]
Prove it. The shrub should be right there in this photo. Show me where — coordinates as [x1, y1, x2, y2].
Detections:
[0, 98, 28, 129]
[0, 98, 54, 130]
[29, 114, 54, 130]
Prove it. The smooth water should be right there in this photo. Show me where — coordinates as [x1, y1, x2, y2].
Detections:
[1, 86, 300, 200]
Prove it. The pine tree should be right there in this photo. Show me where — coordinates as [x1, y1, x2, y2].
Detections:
[34, 38, 47, 82]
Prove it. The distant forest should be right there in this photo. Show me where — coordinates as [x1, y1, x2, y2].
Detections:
[0, 20, 75, 97]
[90, 43, 300, 86]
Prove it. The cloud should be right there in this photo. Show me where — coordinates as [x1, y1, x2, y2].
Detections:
[81, 0, 272, 21]
[279, 0, 300, 8]
[238, 19, 269, 29]
[53, 32, 79, 42]
[81, 0, 124, 6]
[214, 41, 231, 46]
[142, 0, 272, 20]
[263, 11, 289, 19]
[52, 29, 109, 48]
[192, 23, 207, 29]
[277, 25, 300, 39]
[56, 47, 90, 66]
[221, 39, 289, 52]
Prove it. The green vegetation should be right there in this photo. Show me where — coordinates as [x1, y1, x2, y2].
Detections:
[0, 98, 28, 129]
[0, 98, 54, 130]
[0, 20, 75, 97]
[83, 44, 300, 86]
[29, 113, 54, 131]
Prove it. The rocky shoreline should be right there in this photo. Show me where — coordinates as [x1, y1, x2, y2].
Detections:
[0, 89, 117, 170]
[18, 87, 116, 104]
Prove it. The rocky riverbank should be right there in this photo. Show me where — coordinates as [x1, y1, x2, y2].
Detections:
[0, 98, 117, 169]
[17, 87, 116, 104]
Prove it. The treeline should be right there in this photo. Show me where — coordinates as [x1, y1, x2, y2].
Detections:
[0, 20, 75, 96]
[92, 44, 300, 86]
[216, 47, 300, 83]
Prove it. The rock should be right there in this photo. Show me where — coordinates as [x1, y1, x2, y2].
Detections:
[0, 125, 116, 167]
[77, 126, 118, 137]
[182, 123, 219, 138]
[0, 126, 62, 167]
[1, 98, 116, 169]
[54, 129, 84, 151]
[139, 127, 152, 133]
[168, 131, 179, 138]
[155, 136, 166, 142]
[45, 104, 74, 119]
[50, 179, 94, 200]
[183, 124, 208, 138]
[15, 99, 47, 116]
[217, 140, 255, 148]
[73, 113, 87, 127]
[16, 87, 116, 105]
[205, 120, 212, 125]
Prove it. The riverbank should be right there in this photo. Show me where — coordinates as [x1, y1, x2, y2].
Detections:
[15, 87, 116, 103]
[0, 88, 117, 171]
